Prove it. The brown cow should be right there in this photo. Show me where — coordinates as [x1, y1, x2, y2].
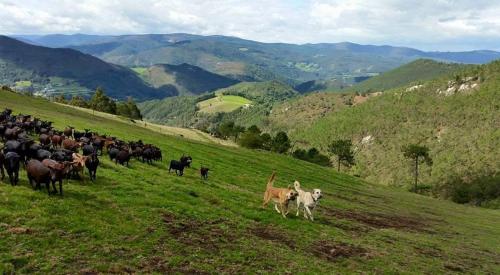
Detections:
[63, 139, 81, 152]
[42, 159, 72, 195]
[39, 133, 51, 146]
[51, 135, 64, 148]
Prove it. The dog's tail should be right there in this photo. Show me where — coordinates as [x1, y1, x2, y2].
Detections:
[294, 180, 301, 192]
[267, 171, 276, 188]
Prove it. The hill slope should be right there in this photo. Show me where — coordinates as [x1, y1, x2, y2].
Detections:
[348, 59, 467, 93]
[137, 63, 239, 96]
[0, 36, 170, 100]
[17, 34, 500, 83]
[293, 61, 500, 193]
[1, 88, 500, 273]
[1, 89, 500, 273]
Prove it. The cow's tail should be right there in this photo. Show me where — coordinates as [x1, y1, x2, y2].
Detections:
[267, 171, 276, 188]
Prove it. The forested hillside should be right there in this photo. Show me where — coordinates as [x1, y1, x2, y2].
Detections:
[293, 61, 500, 206]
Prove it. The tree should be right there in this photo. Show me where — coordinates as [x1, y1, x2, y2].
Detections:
[260, 133, 272, 151]
[89, 87, 116, 114]
[218, 121, 235, 139]
[54, 95, 67, 104]
[271, 131, 291, 154]
[238, 125, 263, 149]
[69, 95, 89, 108]
[402, 144, 433, 192]
[328, 139, 355, 172]
[116, 97, 142, 120]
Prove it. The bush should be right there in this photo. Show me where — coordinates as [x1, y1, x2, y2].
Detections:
[441, 173, 500, 207]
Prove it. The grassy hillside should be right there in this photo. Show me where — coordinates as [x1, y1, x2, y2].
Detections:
[348, 59, 467, 93]
[1, 89, 500, 273]
[0, 36, 170, 100]
[293, 61, 500, 195]
[197, 95, 252, 113]
[136, 63, 239, 96]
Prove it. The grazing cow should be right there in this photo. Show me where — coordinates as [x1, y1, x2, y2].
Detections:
[62, 139, 81, 152]
[180, 155, 193, 168]
[85, 153, 100, 182]
[26, 159, 52, 194]
[200, 167, 210, 180]
[0, 151, 5, 181]
[169, 158, 191, 176]
[141, 147, 153, 164]
[51, 134, 64, 148]
[115, 150, 130, 166]
[71, 153, 88, 182]
[3, 152, 20, 186]
[35, 149, 52, 161]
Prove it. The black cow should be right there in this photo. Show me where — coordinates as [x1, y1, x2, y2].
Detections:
[108, 147, 119, 161]
[169, 158, 190, 176]
[35, 149, 52, 161]
[115, 150, 130, 166]
[85, 153, 100, 182]
[51, 149, 73, 162]
[82, 144, 95, 156]
[4, 152, 20, 186]
[0, 151, 4, 181]
[180, 155, 193, 168]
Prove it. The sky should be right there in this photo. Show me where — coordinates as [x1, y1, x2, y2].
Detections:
[1, 0, 499, 51]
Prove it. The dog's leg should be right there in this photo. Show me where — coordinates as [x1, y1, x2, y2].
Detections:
[296, 199, 301, 216]
[305, 206, 314, 221]
[262, 192, 271, 208]
[274, 203, 281, 213]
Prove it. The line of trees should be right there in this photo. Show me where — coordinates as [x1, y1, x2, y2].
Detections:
[54, 88, 142, 120]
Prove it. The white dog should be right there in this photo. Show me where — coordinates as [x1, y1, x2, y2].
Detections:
[294, 181, 323, 221]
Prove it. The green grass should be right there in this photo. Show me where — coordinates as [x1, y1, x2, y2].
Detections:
[197, 95, 252, 113]
[1, 89, 499, 273]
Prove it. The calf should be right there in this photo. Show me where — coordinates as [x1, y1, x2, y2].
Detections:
[42, 159, 72, 195]
[71, 153, 88, 182]
[200, 167, 210, 180]
[3, 152, 20, 186]
[26, 160, 52, 194]
[85, 153, 100, 182]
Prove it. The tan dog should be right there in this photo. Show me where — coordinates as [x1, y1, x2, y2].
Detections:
[262, 171, 298, 218]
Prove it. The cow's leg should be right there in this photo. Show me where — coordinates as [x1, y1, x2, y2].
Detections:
[0, 164, 4, 181]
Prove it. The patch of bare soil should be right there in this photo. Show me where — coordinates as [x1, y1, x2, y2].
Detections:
[311, 240, 369, 261]
[138, 256, 210, 275]
[161, 212, 237, 251]
[320, 207, 435, 233]
[249, 224, 296, 249]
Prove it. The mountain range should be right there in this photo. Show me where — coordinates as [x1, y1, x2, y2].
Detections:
[16, 34, 500, 84]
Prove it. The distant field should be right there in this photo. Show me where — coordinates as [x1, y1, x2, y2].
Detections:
[14, 80, 32, 87]
[131, 67, 148, 75]
[197, 95, 252, 113]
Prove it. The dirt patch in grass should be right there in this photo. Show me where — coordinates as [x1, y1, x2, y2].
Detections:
[320, 207, 436, 233]
[249, 224, 296, 249]
[414, 246, 443, 258]
[161, 212, 238, 251]
[311, 240, 368, 261]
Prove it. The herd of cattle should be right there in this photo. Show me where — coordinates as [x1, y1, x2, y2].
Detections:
[0, 108, 202, 196]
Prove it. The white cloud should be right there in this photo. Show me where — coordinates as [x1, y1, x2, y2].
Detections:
[0, 0, 499, 51]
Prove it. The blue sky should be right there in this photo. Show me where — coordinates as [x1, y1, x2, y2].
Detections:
[1, 0, 499, 51]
